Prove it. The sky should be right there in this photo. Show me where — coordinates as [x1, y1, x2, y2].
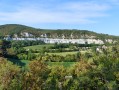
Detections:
[0, 0, 119, 35]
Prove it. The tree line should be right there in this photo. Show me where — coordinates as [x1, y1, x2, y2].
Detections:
[1, 48, 119, 90]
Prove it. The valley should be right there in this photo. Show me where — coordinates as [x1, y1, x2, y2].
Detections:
[0, 24, 119, 90]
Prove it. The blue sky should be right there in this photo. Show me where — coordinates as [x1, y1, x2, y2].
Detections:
[0, 0, 119, 35]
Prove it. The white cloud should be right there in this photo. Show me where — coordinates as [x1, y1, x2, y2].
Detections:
[60, 2, 110, 11]
[0, 1, 110, 24]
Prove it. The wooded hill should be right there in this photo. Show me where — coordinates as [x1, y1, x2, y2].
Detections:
[0, 24, 118, 40]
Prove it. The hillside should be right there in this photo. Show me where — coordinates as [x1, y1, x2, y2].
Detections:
[0, 24, 119, 40]
[0, 24, 41, 37]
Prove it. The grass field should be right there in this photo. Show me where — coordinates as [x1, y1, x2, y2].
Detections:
[12, 44, 85, 69]
[48, 51, 78, 56]
[24, 44, 88, 56]
[24, 44, 53, 50]
[48, 62, 76, 68]
[7, 58, 76, 69]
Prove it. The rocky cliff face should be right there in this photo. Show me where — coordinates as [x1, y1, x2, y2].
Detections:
[1, 24, 118, 44]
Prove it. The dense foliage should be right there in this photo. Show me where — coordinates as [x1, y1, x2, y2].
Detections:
[0, 57, 20, 90]
[1, 45, 119, 90]
[0, 40, 11, 56]
[11, 40, 45, 48]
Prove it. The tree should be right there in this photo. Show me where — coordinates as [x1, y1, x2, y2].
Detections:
[46, 65, 67, 90]
[0, 57, 20, 90]
[0, 40, 11, 57]
[21, 58, 49, 90]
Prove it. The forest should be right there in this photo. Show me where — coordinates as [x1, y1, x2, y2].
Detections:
[1, 39, 119, 90]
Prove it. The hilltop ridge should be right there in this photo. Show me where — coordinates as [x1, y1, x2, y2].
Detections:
[0, 24, 118, 41]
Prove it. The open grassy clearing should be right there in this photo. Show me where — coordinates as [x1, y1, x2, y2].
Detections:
[17, 44, 90, 69]
[24, 44, 53, 50]
[47, 50, 89, 56]
[7, 58, 76, 69]
[24, 44, 90, 56]
[48, 51, 78, 56]
[31, 51, 87, 57]
[48, 62, 76, 67]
